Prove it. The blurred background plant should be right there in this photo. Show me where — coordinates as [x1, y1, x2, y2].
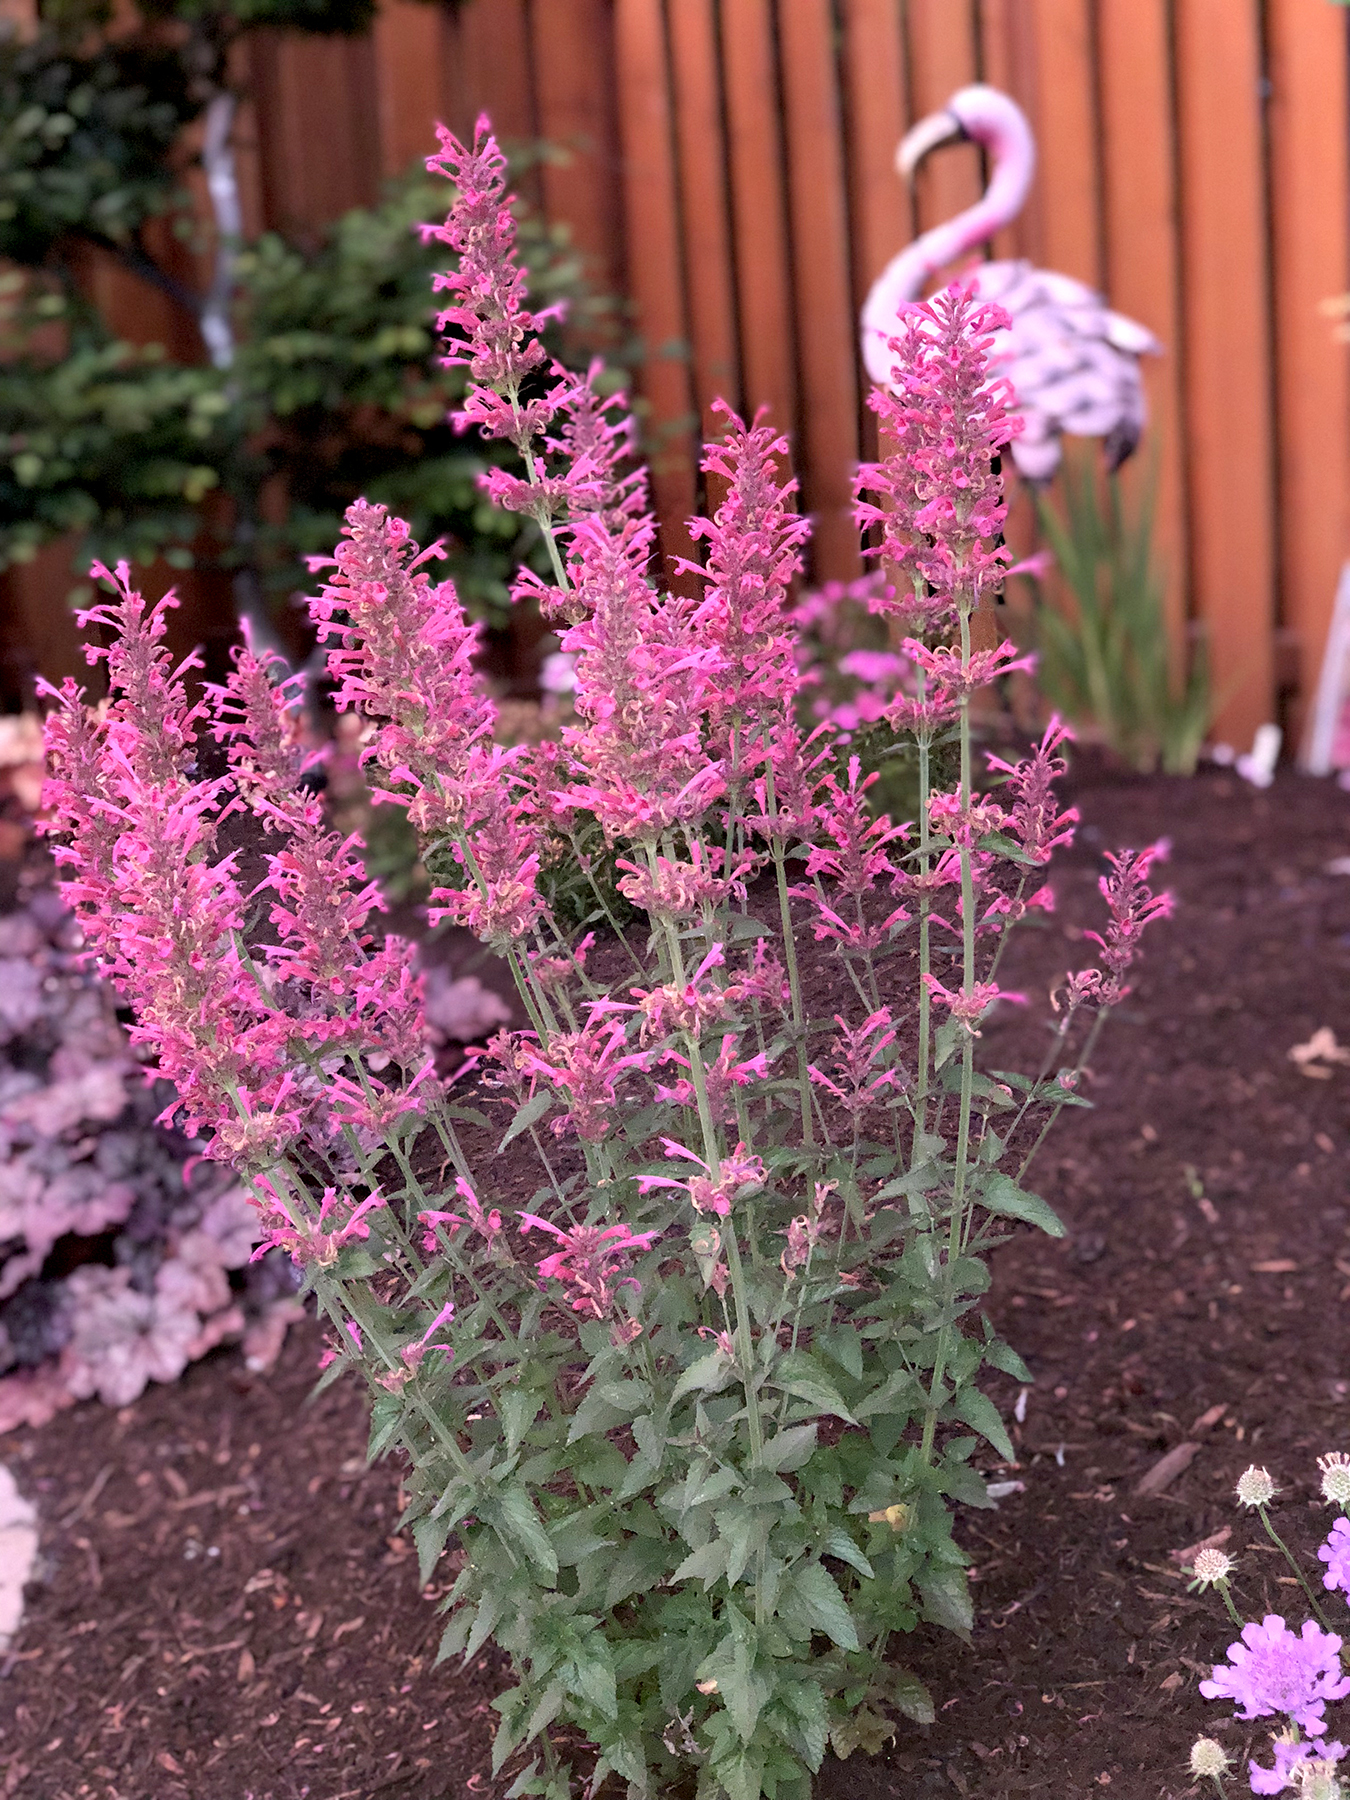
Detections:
[0, 0, 611, 671]
[1017, 448, 1213, 775]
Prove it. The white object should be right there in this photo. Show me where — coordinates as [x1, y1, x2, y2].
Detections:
[861, 85, 1161, 482]
[1302, 560, 1350, 773]
[0, 1464, 38, 1652]
[1236, 723, 1282, 788]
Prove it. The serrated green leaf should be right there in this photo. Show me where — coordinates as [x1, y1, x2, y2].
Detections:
[672, 1348, 737, 1404]
[822, 1526, 874, 1581]
[497, 1087, 554, 1152]
[769, 1352, 857, 1423]
[759, 1422, 818, 1473]
[877, 1666, 934, 1724]
[673, 1538, 729, 1587]
[779, 1560, 859, 1650]
[492, 1484, 558, 1577]
[983, 1337, 1033, 1382]
[917, 1564, 972, 1637]
[978, 1171, 1066, 1237]
[572, 1645, 618, 1721]
[497, 1386, 540, 1455]
[412, 1510, 455, 1584]
[947, 1386, 1014, 1462]
[830, 1707, 896, 1759]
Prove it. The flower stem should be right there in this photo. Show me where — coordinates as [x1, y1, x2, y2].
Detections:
[1258, 1505, 1337, 1632]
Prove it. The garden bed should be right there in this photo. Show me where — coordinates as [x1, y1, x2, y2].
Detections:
[3, 755, 1350, 1800]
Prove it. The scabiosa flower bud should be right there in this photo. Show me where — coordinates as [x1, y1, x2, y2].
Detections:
[1190, 1547, 1236, 1590]
[1238, 1466, 1280, 1509]
[1189, 1737, 1230, 1778]
[1320, 1454, 1350, 1510]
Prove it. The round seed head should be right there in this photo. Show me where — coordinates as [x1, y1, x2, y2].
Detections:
[1293, 1759, 1347, 1800]
[1190, 1547, 1235, 1588]
[1236, 1464, 1278, 1508]
[1319, 1452, 1350, 1508]
[1189, 1738, 1231, 1778]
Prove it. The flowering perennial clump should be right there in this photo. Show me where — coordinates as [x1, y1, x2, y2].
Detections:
[1185, 1456, 1350, 1795]
[43, 117, 1173, 1800]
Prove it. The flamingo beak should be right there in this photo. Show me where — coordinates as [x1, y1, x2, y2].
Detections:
[896, 109, 968, 183]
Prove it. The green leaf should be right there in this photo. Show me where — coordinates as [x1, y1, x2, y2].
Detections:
[572, 1645, 618, 1722]
[947, 1386, 1015, 1462]
[412, 1510, 455, 1584]
[769, 1352, 857, 1423]
[672, 1539, 729, 1588]
[497, 1386, 541, 1455]
[977, 1171, 1066, 1237]
[917, 1564, 972, 1637]
[492, 1485, 558, 1577]
[822, 1526, 874, 1581]
[672, 1348, 737, 1405]
[830, 1707, 896, 1760]
[779, 1560, 859, 1650]
[876, 1667, 935, 1724]
[497, 1087, 554, 1151]
[983, 1337, 1033, 1382]
[758, 1422, 818, 1474]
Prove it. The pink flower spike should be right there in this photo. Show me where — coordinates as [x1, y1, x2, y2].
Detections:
[922, 972, 1025, 1033]
[518, 1217, 659, 1320]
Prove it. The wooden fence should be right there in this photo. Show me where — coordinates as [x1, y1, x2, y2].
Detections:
[8, 0, 1350, 752]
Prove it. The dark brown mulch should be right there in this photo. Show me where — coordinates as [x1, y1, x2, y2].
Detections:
[4, 756, 1350, 1800]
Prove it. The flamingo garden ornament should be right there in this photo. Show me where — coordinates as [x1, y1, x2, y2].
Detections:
[861, 85, 1161, 482]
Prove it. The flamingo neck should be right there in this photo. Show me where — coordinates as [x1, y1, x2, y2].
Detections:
[861, 100, 1035, 382]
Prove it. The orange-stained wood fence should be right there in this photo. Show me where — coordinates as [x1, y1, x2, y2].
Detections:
[8, 0, 1350, 754]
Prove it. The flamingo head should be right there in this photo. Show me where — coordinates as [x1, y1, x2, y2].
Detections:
[897, 84, 1035, 220]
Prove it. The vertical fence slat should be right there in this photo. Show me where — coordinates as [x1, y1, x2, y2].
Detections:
[1266, 0, 1350, 757]
[841, 0, 910, 304]
[977, 0, 1038, 263]
[904, 0, 981, 244]
[778, 0, 861, 580]
[250, 32, 381, 233]
[530, 0, 626, 306]
[1174, 0, 1275, 748]
[444, 0, 536, 153]
[1020, 0, 1100, 288]
[720, 0, 797, 437]
[614, 0, 698, 570]
[667, 0, 741, 432]
[372, 0, 445, 178]
[1096, 0, 1188, 669]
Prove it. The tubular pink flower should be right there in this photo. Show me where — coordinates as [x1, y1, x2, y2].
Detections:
[808, 1010, 905, 1118]
[1081, 841, 1173, 1005]
[615, 842, 759, 919]
[855, 283, 1022, 616]
[307, 499, 497, 842]
[558, 511, 724, 843]
[251, 1188, 386, 1269]
[520, 1011, 649, 1142]
[985, 717, 1079, 864]
[653, 1033, 771, 1122]
[637, 1141, 766, 1218]
[682, 403, 810, 736]
[518, 1215, 659, 1319]
[922, 972, 1025, 1032]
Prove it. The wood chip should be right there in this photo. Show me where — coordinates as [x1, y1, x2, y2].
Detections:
[237, 1646, 256, 1683]
[1190, 1403, 1227, 1434]
[1133, 1441, 1200, 1498]
[1169, 1525, 1232, 1567]
[1251, 1259, 1298, 1274]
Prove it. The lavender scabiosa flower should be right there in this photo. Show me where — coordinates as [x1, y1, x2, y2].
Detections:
[1249, 1734, 1348, 1797]
[1320, 1518, 1350, 1597]
[1199, 1615, 1350, 1736]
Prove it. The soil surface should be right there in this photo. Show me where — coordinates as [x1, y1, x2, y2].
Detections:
[4, 757, 1350, 1800]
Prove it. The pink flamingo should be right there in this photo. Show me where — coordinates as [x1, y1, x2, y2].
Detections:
[861, 85, 1161, 482]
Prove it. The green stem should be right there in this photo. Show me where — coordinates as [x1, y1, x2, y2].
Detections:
[1258, 1505, 1336, 1632]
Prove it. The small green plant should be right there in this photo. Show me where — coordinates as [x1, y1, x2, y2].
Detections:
[1022, 448, 1212, 774]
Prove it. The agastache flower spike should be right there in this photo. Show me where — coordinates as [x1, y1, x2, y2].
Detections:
[517, 1215, 659, 1320]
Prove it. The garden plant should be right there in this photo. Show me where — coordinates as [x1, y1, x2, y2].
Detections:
[40, 119, 1170, 1799]
[1186, 1458, 1350, 1796]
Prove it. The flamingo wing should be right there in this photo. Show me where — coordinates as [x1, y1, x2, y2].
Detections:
[968, 260, 1160, 480]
